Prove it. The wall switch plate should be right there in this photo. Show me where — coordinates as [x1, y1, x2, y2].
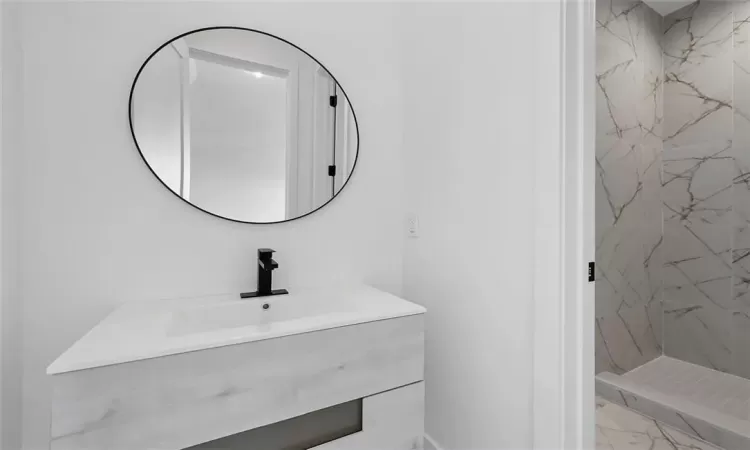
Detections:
[407, 213, 419, 238]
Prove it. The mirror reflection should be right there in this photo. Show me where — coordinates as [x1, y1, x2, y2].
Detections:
[130, 28, 359, 223]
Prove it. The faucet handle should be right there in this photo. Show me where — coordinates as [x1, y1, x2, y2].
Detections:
[258, 248, 275, 260]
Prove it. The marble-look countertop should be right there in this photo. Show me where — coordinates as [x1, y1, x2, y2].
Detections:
[47, 285, 425, 375]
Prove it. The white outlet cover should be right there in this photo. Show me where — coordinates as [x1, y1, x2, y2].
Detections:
[407, 213, 419, 238]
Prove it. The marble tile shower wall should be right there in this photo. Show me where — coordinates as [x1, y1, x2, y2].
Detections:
[661, 0, 750, 378]
[596, 0, 664, 374]
[596, 0, 750, 379]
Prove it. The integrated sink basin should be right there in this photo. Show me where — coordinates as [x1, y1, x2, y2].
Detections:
[47, 285, 426, 450]
[48, 285, 424, 374]
[168, 291, 360, 336]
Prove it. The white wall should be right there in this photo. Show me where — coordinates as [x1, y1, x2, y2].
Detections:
[6, 3, 405, 449]
[400, 3, 540, 449]
[2, 3, 23, 449]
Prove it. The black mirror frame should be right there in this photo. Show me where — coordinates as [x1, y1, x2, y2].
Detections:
[128, 26, 361, 225]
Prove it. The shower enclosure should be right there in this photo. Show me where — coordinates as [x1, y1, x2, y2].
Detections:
[595, 1, 750, 448]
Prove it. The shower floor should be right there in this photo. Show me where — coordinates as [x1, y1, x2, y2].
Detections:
[596, 356, 750, 450]
[596, 396, 722, 450]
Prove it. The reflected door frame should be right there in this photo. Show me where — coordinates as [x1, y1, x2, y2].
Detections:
[170, 39, 328, 221]
[169, 40, 192, 201]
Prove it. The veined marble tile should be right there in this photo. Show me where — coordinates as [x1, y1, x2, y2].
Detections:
[597, 304, 662, 375]
[662, 142, 734, 313]
[731, 203, 750, 310]
[733, 1, 750, 136]
[639, 3, 664, 327]
[660, 143, 734, 370]
[731, 310, 750, 381]
[732, 198, 750, 310]
[596, 396, 723, 450]
[597, 0, 643, 152]
[647, 295, 663, 353]
[597, 133, 647, 319]
[597, 131, 643, 225]
[621, 357, 750, 421]
[732, 0, 750, 381]
[640, 145, 663, 234]
[637, 3, 664, 144]
[596, 0, 642, 66]
[597, 358, 750, 449]
[644, 231, 664, 352]
[663, 1, 733, 147]
[732, 1, 750, 312]
[663, 300, 732, 374]
[597, 316, 625, 374]
[596, 0, 750, 381]
[662, 254, 732, 312]
[640, 139, 662, 326]
[637, 2, 664, 334]
[662, 240, 735, 373]
[596, 0, 663, 375]
[662, 141, 733, 227]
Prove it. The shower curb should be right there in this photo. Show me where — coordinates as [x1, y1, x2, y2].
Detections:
[596, 372, 750, 450]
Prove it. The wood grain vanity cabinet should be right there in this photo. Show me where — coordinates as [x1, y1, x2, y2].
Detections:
[48, 287, 426, 450]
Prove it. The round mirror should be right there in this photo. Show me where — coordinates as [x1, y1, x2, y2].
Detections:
[129, 27, 359, 224]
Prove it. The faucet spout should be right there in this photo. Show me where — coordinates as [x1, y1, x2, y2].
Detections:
[258, 258, 278, 271]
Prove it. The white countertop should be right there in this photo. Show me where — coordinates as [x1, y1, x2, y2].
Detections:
[47, 285, 425, 375]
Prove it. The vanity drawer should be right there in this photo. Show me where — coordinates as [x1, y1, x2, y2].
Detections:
[311, 381, 425, 450]
[50, 314, 424, 450]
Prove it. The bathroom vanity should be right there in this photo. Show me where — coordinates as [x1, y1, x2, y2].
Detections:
[47, 286, 426, 450]
[47, 26, 425, 450]
[48, 26, 424, 449]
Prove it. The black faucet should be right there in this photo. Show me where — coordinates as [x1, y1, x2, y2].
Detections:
[240, 248, 289, 298]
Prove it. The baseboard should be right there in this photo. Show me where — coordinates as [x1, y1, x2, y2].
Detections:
[424, 433, 444, 450]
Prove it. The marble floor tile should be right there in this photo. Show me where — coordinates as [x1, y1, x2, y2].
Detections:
[596, 396, 724, 450]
